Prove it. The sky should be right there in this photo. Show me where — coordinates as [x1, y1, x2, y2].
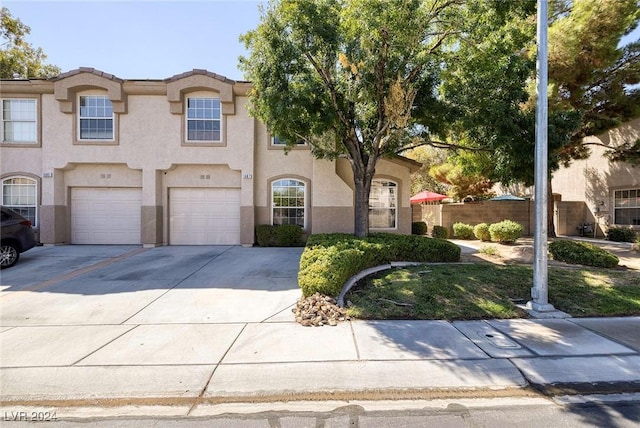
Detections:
[4, 0, 640, 82]
[4, 0, 265, 81]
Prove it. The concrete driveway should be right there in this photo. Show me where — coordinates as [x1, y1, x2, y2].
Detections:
[0, 245, 304, 326]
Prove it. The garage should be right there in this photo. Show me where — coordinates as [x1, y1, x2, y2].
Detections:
[169, 188, 241, 245]
[71, 188, 142, 244]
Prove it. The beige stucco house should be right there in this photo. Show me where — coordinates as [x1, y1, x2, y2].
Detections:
[1, 68, 419, 246]
[552, 118, 640, 237]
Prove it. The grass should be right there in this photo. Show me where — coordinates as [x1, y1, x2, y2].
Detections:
[344, 264, 640, 320]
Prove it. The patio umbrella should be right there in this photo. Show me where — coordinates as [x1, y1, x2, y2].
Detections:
[410, 191, 448, 204]
[489, 194, 526, 201]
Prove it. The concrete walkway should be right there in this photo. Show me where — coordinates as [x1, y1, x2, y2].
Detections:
[1, 245, 639, 418]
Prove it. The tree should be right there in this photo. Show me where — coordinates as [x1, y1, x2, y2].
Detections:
[547, 0, 640, 165]
[432, 0, 638, 235]
[1, 7, 60, 79]
[429, 161, 495, 201]
[240, 0, 467, 237]
[404, 146, 449, 196]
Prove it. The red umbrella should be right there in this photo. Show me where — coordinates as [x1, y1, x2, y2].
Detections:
[410, 191, 448, 204]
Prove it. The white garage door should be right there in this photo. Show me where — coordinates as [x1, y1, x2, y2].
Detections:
[71, 188, 141, 244]
[170, 188, 241, 245]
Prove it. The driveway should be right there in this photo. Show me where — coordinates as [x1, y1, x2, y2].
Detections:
[0, 245, 304, 326]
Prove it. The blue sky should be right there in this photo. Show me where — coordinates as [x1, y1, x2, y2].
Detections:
[4, 0, 640, 82]
[4, 0, 265, 80]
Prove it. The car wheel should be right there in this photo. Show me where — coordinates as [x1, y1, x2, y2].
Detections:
[0, 243, 19, 269]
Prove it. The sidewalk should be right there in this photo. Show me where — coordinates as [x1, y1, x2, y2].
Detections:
[1, 244, 639, 419]
[1, 317, 639, 414]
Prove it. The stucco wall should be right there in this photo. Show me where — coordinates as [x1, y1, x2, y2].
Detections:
[2, 69, 419, 244]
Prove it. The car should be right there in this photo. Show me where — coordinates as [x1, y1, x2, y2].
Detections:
[1, 206, 37, 268]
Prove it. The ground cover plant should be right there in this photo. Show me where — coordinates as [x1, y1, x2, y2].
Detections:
[345, 264, 640, 320]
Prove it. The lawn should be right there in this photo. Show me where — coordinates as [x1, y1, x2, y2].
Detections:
[344, 264, 640, 320]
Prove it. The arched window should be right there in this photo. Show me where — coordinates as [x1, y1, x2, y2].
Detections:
[2, 176, 37, 226]
[369, 179, 397, 229]
[272, 179, 306, 228]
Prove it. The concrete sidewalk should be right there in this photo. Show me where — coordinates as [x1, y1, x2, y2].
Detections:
[1, 317, 639, 410]
[1, 244, 639, 419]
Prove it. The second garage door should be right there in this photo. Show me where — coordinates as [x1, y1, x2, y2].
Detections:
[169, 188, 241, 245]
[71, 187, 141, 244]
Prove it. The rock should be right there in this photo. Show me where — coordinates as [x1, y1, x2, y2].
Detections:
[293, 292, 349, 327]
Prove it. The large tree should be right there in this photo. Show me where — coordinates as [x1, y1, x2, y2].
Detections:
[240, 0, 533, 237]
[431, 0, 639, 235]
[1, 7, 60, 79]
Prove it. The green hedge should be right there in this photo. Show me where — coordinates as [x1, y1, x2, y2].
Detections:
[412, 221, 428, 235]
[432, 225, 449, 239]
[255, 224, 303, 247]
[298, 233, 461, 297]
[607, 227, 637, 243]
[453, 222, 475, 239]
[473, 223, 491, 242]
[489, 220, 523, 244]
[549, 240, 619, 268]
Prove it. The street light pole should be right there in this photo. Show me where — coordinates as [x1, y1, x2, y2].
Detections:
[527, 0, 566, 318]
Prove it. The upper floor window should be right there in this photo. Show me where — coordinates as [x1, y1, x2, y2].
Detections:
[2, 176, 37, 227]
[614, 188, 640, 226]
[272, 135, 306, 146]
[186, 97, 221, 142]
[272, 178, 306, 228]
[79, 95, 113, 140]
[369, 179, 397, 229]
[2, 99, 37, 143]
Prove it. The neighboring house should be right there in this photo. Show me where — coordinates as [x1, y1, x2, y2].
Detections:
[0, 68, 419, 246]
[552, 118, 640, 237]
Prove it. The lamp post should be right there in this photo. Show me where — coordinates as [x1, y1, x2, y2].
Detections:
[527, 0, 567, 318]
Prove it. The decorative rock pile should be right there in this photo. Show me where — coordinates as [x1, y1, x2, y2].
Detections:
[293, 293, 350, 326]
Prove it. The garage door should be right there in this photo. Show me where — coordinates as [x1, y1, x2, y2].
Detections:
[170, 188, 241, 245]
[71, 188, 141, 244]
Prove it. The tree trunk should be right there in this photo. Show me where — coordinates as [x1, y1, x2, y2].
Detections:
[351, 161, 374, 238]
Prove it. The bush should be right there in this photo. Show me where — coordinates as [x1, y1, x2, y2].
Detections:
[489, 220, 523, 244]
[432, 225, 449, 239]
[549, 240, 619, 268]
[298, 233, 461, 297]
[453, 222, 475, 239]
[607, 227, 637, 243]
[255, 224, 302, 247]
[412, 221, 428, 235]
[474, 223, 491, 242]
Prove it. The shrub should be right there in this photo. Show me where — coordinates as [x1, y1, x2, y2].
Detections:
[432, 225, 449, 239]
[549, 240, 619, 268]
[256, 225, 274, 247]
[298, 233, 461, 297]
[453, 222, 475, 239]
[255, 224, 302, 247]
[474, 223, 491, 242]
[412, 221, 428, 235]
[607, 227, 637, 243]
[489, 220, 523, 244]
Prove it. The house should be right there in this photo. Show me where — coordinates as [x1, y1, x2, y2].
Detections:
[0, 68, 419, 246]
[552, 118, 640, 237]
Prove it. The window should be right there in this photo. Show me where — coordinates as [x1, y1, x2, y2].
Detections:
[187, 97, 221, 142]
[614, 188, 640, 226]
[79, 95, 113, 140]
[2, 177, 37, 226]
[272, 135, 306, 146]
[369, 179, 397, 229]
[2, 99, 37, 143]
[272, 179, 305, 227]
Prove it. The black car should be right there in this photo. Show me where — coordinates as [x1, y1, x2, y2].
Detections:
[1, 206, 37, 268]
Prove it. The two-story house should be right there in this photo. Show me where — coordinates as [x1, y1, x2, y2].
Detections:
[1, 68, 419, 246]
